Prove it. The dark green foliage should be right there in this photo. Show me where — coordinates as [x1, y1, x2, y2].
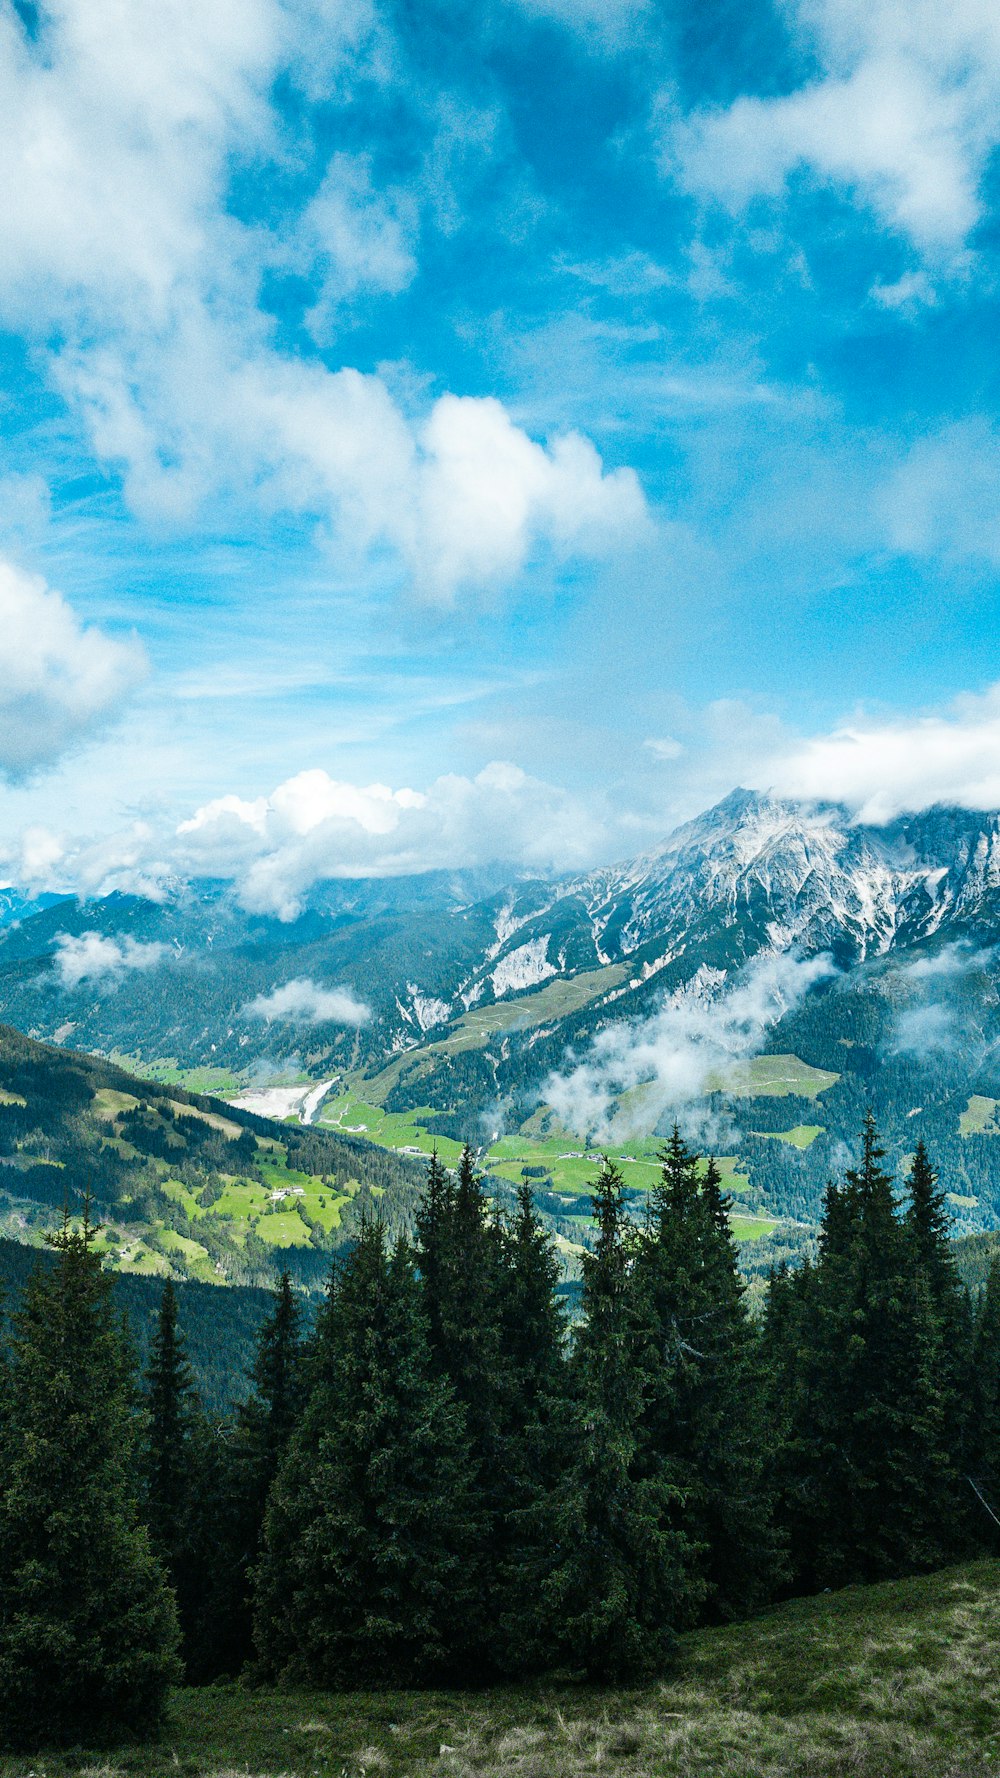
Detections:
[769, 1115, 957, 1590]
[254, 1220, 477, 1687]
[208, 1272, 307, 1676]
[968, 1259, 1000, 1535]
[634, 1130, 782, 1622]
[415, 1145, 505, 1663]
[142, 1280, 226, 1683]
[533, 1159, 693, 1681]
[0, 1213, 180, 1750]
[145, 1280, 194, 1557]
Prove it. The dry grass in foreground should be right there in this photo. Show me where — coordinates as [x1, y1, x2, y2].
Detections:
[4, 1560, 1000, 1778]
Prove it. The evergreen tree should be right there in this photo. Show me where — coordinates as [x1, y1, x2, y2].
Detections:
[534, 1159, 692, 1681]
[145, 1279, 194, 1563]
[967, 1257, 1000, 1537]
[903, 1141, 971, 1548]
[210, 1271, 306, 1675]
[634, 1131, 780, 1622]
[494, 1183, 569, 1672]
[0, 1214, 180, 1750]
[773, 1116, 952, 1589]
[254, 1219, 477, 1687]
[415, 1144, 505, 1662]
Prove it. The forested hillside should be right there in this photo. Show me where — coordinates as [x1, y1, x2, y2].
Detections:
[0, 1023, 426, 1287]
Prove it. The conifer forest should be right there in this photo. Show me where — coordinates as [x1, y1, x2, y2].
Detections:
[3, 1121, 1000, 1765]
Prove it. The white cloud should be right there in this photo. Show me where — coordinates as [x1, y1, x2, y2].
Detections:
[870, 269, 937, 310]
[53, 931, 168, 989]
[545, 952, 835, 1140]
[0, 558, 146, 779]
[177, 760, 607, 917]
[0, 0, 646, 599]
[245, 977, 371, 1025]
[760, 684, 1000, 822]
[667, 0, 1000, 253]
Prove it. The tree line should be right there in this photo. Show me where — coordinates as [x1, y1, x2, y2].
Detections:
[2, 1116, 1000, 1750]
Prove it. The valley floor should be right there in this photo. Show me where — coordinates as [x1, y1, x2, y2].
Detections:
[5, 1560, 1000, 1777]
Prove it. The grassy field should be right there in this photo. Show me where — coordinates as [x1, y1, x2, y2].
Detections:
[359, 965, 628, 1104]
[961, 1095, 1000, 1136]
[319, 1090, 466, 1166]
[753, 1124, 824, 1149]
[7, 1561, 1000, 1776]
[719, 1053, 840, 1099]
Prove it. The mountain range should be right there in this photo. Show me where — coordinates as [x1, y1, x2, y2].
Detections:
[2, 788, 1000, 1262]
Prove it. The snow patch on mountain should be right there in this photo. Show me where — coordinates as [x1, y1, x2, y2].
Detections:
[491, 935, 557, 998]
[406, 984, 451, 1031]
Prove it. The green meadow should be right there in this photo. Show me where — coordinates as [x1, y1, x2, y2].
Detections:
[8, 1560, 999, 1778]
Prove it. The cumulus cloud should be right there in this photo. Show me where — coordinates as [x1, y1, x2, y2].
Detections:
[0, 559, 145, 779]
[0, 0, 646, 599]
[176, 761, 607, 917]
[53, 931, 168, 989]
[667, 0, 1000, 253]
[245, 977, 371, 1025]
[545, 952, 835, 1140]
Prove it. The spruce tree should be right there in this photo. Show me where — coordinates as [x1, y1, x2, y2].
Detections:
[145, 1279, 194, 1565]
[494, 1183, 568, 1672]
[634, 1132, 780, 1622]
[968, 1257, 1000, 1537]
[775, 1116, 952, 1588]
[0, 1214, 180, 1750]
[415, 1143, 504, 1662]
[534, 1159, 692, 1681]
[254, 1220, 477, 1687]
[211, 1270, 306, 1674]
[904, 1141, 971, 1550]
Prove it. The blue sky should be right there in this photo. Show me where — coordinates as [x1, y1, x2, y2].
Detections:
[3, 0, 1000, 908]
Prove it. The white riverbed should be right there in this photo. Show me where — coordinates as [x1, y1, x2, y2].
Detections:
[230, 1079, 336, 1125]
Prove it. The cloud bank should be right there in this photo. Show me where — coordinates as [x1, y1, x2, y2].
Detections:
[245, 977, 371, 1026]
[760, 685, 1000, 823]
[545, 952, 835, 1140]
[177, 761, 606, 917]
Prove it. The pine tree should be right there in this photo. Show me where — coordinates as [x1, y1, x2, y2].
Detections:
[415, 1143, 504, 1663]
[634, 1131, 781, 1622]
[967, 1257, 1000, 1539]
[254, 1219, 477, 1687]
[0, 1214, 180, 1750]
[774, 1116, 952, 1589]
[534, 1159, 692, 1681]
[145, 1279, 194, 1563]
[903, 1141, 971, 1550]
[494, 1183, 568, 1673]
[210, 1271, 306, 1675]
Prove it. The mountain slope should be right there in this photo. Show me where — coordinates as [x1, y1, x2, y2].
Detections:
[4, 790, 1000, 1250]
[0, 1023, 426, 1289]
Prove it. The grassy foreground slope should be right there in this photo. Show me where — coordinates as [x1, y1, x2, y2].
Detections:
[8, 1561, 1000, 1777]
